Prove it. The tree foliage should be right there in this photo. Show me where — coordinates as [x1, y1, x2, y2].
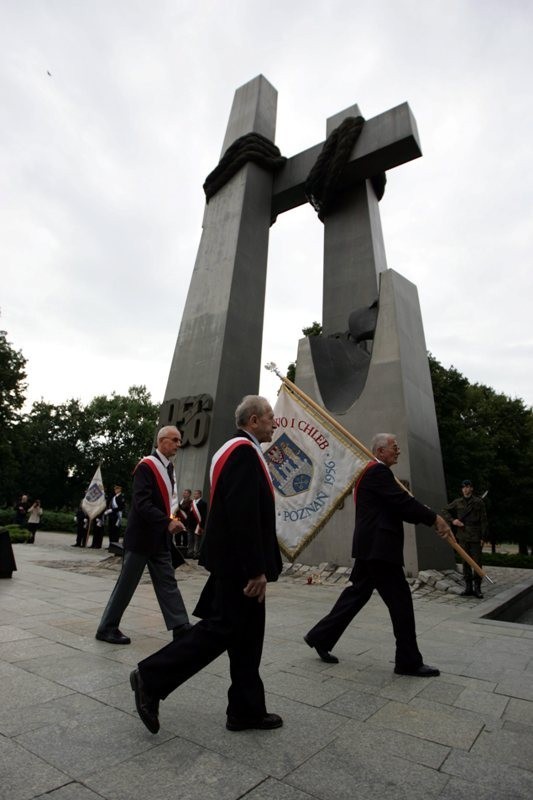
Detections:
[2, 379, 160, 511]
[429, 354, 533, 553]
[0, 327, 28, 504]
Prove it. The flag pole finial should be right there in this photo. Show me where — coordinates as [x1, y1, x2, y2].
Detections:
[264, 361, 283, 379]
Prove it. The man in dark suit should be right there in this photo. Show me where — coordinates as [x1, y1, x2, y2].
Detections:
[95, 426, 190, 645]
[304, 433, 453, 677]
[107, 484, 126, 547]
[178, 489, 193, 550]
[129, 395, 283, 734]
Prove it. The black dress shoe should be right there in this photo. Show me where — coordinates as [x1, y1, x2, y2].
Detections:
[473, 588, 484, 599]
[95, 629, 131, 645]
[304, 634, 339, 664]
[172, 622, 193, 640]
[394, 663, 440, 677]
[226, 712, 283, 731]
[130, 669, 160, 734]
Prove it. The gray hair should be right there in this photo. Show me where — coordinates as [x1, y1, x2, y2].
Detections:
[371, 433, 396, 455]
[156, 425, 179, 444]
[235, 395, 270, 427]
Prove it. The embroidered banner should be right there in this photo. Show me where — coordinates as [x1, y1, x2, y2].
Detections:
[81, 466, 107, 520]
[262, 384, 372, 560]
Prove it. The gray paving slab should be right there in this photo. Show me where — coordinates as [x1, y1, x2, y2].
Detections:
[0, 660, 73, 710]
[0, 691, 107, 737]
[504, 696, 533, 725]
[83, 737, 266, 800]
[285, 726, 449, 800]
[243, 778, 316, 800]
[2, 537, 533, 800]
[494, 669, 533, 701]
[0, 635, 76, 664]
[441, 748, 533, 799]
[14, 703, 174, 780]
[469, 725, 533, 767]
[321, 687, 389, 720]
[14, 651, 131, 692]
[157, 693, 345, 779]
[367, 698, 484, 749]
[0, 736, 68, 800]
[34, 785, 106, 800]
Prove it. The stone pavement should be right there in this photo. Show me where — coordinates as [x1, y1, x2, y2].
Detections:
[1, 533, 533, 800]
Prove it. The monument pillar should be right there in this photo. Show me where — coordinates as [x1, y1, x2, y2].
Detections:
[160, 75, 277, 493]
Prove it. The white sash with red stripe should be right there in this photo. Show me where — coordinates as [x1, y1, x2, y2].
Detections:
[137, 455, 176, 517]
[191, 498, 202, 533]
[210, 436, 274, 501]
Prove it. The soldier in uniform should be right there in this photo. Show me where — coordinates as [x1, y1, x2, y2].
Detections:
[442, 480, 488, 598]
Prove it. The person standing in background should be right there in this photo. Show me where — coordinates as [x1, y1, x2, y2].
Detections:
[27, 499, 43, 543]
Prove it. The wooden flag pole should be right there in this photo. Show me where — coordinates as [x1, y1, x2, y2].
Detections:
[264, 363, 492, 584]
[84, 517, 93, 548]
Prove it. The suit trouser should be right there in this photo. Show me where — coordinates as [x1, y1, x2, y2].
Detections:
[186, 531, 202, 556]
[306, 559, 423, 670]
[97, 549, 189, 633]
[139, 575, 267, 719]
[108, 513, 121, 545]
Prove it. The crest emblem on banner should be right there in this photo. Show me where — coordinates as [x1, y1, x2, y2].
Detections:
[85, 482, 104, 503]
[264, 434, 313, 497]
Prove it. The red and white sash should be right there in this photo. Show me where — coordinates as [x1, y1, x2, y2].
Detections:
[191, 499, 202, 533]
[136, 455, 176, 517]
[210, 436, 275, 502]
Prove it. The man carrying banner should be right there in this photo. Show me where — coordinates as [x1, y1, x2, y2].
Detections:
[304, 432, 453, 677]
[129, 395, 283, 734]
[95, 426, 190, 645]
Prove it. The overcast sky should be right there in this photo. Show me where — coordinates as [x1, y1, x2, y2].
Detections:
[2, 0, 532, 414]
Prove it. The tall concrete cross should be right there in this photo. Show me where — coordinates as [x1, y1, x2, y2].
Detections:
[160, 75, 452, 577]
[271, 100, 421, 334]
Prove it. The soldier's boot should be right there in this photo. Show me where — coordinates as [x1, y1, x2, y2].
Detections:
[473, 579, 484, 599]
[460, 579, 474, 597]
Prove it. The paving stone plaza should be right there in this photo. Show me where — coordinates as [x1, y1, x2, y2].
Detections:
[1, 532, 533, 800]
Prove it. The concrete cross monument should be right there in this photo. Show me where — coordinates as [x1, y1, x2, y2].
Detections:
[160, 74, 454, 574]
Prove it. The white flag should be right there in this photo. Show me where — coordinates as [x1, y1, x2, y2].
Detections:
[263, 384, 372, 560]
[81, 466, 107, 520]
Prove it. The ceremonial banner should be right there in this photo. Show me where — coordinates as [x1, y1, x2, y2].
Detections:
[263, 384, 372, 560]
[81, 466, 107, 520]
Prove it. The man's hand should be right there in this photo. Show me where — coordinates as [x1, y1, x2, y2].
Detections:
[434, 514, 455, 542]
[168, 518, 185, 534]
[243, 574, 267, 603]
[452, 518, 464, 528]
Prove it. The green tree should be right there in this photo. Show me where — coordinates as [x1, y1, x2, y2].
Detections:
[0, 328, 27, 506]
[429, 354, 533, 554]
[15, 399, 87, 509]
[18, 386, 159, 511]
[82, 386, 159, 493]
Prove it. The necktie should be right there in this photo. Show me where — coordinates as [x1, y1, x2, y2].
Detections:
[166, 463, 175, 492]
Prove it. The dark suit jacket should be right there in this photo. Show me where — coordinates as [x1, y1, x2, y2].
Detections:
[124, 455, 171, 556]
[199, 430, 282, 582]
[110, 492, 126, 513]
[353, 462, 436, 565]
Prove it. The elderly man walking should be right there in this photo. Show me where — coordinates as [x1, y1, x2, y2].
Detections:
[95, 426, 190, 645]
[304, 433, 453, 677]
[129, 395, 283, 734]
